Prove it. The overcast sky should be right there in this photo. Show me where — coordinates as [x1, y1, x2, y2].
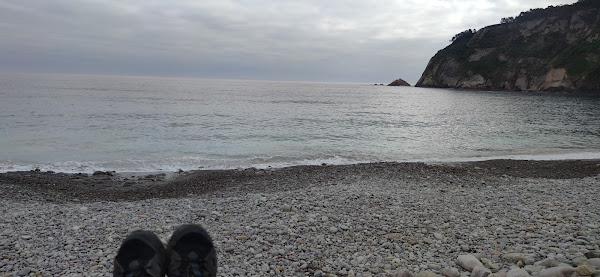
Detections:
[0, 0, 578, 84]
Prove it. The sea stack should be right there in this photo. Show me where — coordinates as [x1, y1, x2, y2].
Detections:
[388, 78, 411, 86]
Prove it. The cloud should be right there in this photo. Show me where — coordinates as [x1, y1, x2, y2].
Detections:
[0, 0, 578, 83]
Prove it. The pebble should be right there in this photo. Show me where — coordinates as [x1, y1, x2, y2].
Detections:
[17, 268, 32, 276]
[575, 264, 596, 276]
[539, 266, 574, 277]
[506, 268, 530, 277]
[391, 268, 415, 277]
[457, 255, 484, 271]
[587, 258, 600, 269]
[1, 167, 599, 276]
[442, 267, 461, 277]
[471, 266, 492, 277]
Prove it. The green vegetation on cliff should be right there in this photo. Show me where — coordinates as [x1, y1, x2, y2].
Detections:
[416, 0, 600, 93]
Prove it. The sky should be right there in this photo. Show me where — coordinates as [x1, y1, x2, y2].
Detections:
[0, 0, 579, 84]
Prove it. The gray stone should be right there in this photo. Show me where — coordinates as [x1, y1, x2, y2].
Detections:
[524, 265, 545, 273]
[503, 253, 536, 265]
[586, 252, 600, 259]
[537, 258, 570, 268]
[539, 266, 575, 277]
[489, 273, 507, 277]
[573, 257, 589, 267]
[17, 268, 32, 276]
[457, 255, 485, 271]
[507, 268, 530, 277]
[415, 271, 440, 277]
[472, 266, 492, 277]
[587, 259, 600, 270]
[576, 264, 597, 276]
[389, 268, 414, 277]
[442, 267, 461, 277]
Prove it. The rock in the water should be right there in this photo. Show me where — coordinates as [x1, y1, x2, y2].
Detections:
[442, 267, 461, 277]
[506, 268, 530, 277]
[472, 266, 492, 277]
[539, 266, 575, 277]
[389, 268, 413, 277]
[388, 78, 410, 86]
[575, 264, 597, 276]
[457, 255, 484, 271]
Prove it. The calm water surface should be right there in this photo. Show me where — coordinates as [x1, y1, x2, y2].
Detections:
[1, 73, 599, 172]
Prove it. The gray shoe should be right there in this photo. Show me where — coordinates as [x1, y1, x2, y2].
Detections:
[167, 224, 217, 277]
[114, 230, 167, 277]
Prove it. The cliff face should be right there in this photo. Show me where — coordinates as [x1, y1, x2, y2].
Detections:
[416, 0, 600, 93]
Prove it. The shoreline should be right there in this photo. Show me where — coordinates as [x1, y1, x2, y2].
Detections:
[3, 151, 600, 175]
[1, 159, 600, 276]
[1, 159, 599, 203]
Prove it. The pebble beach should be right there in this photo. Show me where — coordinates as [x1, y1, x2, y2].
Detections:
[1, 160, 600, 277]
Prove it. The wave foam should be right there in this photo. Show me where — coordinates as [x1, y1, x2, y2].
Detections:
[2, 151, 599, 174]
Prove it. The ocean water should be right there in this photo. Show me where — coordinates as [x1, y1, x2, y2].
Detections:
[1, 73, 599, 173]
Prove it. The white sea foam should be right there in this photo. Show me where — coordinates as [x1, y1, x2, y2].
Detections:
[419, 151, 600, 164]
[2, 151, 599, 174]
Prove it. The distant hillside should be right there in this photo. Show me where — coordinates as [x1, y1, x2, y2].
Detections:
[415, 0, 600, 93]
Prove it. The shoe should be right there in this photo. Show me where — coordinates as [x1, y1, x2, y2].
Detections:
[166, 224, 217, 277]
[113, 230, 167, 277]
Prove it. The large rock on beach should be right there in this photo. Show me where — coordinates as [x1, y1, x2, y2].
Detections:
[457, 255, 484, 271]
[539, 266, 575, 277]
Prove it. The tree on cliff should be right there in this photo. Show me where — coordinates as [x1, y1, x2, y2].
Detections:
[500, 17, 515, 24]
[450, 29, 475, 42]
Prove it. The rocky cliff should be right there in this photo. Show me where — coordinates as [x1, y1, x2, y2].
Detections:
[415, 0, 600, 93]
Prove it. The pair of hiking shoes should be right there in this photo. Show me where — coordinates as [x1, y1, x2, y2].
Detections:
[113, 224, 217, 277]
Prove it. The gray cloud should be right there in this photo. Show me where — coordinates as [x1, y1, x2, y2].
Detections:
[0, 0, 577, 83]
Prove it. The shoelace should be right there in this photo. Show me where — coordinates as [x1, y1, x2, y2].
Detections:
[178, 258, 211, 277]
[122, 260, 159, 277]
[189, 262, 203, 276]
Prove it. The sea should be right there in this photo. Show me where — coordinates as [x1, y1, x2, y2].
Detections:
[1, 73, 599, 173]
